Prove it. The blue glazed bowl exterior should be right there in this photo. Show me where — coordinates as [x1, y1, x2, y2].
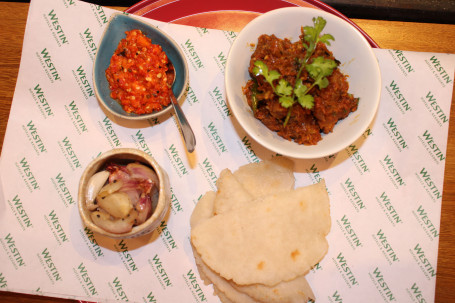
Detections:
[93, 13, 188, 120]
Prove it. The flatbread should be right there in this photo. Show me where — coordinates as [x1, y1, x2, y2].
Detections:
[190, 191, 217, 286]
[213, 169, 253, 215]
[190, 191, 216, 230]
[193, 247, 260, 303]
[213, 157, 295, 216]
[231, 275, 315, 303]
[191, 191, 258, 301]
[233, 157, 295, 199]
[191, 180, 330, 286]
[213, 284, 236, 303]
[190, 189, 316, 303]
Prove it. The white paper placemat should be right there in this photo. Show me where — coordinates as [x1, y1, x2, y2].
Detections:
[0, 0, 454, 302]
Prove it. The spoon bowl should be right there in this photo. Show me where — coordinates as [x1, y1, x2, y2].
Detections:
[167, 62, 196, 153]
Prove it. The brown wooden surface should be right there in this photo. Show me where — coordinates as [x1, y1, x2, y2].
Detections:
[0, 2, 454, 302]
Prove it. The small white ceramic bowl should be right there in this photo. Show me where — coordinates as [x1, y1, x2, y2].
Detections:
[93, 12, 189, 121]
[225, 7, 381, 159]
[78, 148, 171, 239]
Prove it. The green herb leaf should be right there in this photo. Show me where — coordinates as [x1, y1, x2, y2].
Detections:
[306, 56, 337, 89]
[253, 60, 295, 109]
[252, 60, 268, 76]
[293, 79, 313, 109]
[298, 94, 315, 109]
[316, 77, 330, 89]
[276, 79, 293, 96]
[306, 56, 337, 78]
[320, 33, 335, 45]
[253, 60, 280, 85]
[294, 79, 307, 96]
[302, 17, 335, 62]
[279, 96, 295, 108]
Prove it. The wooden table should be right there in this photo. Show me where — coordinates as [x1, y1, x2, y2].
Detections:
[0, 2, 454, 302]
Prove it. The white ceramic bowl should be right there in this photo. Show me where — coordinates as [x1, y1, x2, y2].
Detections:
[78, 148, 171, 239]
[225, 7, 381, 159]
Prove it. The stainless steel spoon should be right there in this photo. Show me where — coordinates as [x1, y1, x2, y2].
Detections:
[167, 62, 196, 153]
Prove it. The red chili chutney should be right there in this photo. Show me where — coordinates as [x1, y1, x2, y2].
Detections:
[106, 29, 171, 115]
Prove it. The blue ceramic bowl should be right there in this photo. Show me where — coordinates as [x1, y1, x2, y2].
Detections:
[93, 13, 188, 120]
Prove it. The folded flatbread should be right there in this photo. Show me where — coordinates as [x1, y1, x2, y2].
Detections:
[213, 169, 253, 216]
[191, 180, 330, 287]
[232, 156, 295, 199]
[213, 157, 295, 216]
[191, 189, 317, 303]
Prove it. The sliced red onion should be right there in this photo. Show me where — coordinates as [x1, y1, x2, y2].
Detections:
[86, 162, 159, 234]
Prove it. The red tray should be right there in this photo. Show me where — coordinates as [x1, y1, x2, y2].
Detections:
[126, 0, 379, 48]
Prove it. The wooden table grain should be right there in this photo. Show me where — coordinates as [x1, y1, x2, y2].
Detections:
[0, 2, 454, 302]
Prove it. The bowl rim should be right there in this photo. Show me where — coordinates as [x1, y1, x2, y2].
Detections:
[225, 6, 381, 159]
[93, 12, 189, 121]
[77, 148, 170, 239]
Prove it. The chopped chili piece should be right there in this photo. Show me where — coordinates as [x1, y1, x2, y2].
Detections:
[106, 29, 171, 115]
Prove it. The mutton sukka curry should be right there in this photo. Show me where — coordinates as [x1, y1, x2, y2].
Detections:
[243, 17, 359, 145]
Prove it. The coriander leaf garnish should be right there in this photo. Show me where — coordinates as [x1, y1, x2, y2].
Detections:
[276, 79, 293, 98]
[279, 96, 295, 108]
[253, 61, 280, 84]
[294, 80, 314, 109]
[306, 56, 337, 89]
[253, 60, 294, 105]
[302, 17, 334, 62]
[251, 17, 337, 126]
[298, 94, 315, 110]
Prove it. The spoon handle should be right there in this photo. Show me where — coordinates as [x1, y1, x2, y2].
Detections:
[170, 93, 196, 153]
